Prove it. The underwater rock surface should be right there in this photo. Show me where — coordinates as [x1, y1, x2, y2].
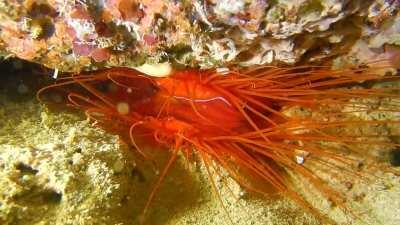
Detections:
[0, 83, 322, 225]
[0, 0, 399, 71]
[0, 61, 400, 225]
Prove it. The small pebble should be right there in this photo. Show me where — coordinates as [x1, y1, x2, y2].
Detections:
[295, 155, 305, 164]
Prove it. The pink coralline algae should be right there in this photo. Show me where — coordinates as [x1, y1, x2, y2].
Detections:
[0, 0, 399, 71]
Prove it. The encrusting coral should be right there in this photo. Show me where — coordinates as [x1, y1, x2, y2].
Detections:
[0, 0, 399, 71]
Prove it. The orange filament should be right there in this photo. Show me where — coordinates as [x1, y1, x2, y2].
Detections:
[38, 65, 400, 224]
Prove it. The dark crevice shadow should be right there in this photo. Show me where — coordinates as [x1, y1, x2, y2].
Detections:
[117, 147, 206, 225]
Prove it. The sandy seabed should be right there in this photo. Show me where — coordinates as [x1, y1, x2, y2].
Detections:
[0, 87, 399, 225]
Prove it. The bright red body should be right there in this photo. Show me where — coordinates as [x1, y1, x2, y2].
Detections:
[99, 69, 257, 145]
[39, 66, 400, 224]
[154, 71, 247, 134]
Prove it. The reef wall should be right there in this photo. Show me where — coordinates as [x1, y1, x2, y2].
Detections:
[0, 0, 399, 71]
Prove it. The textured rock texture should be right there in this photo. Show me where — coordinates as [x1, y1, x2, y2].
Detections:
[0, 0, 399, 71]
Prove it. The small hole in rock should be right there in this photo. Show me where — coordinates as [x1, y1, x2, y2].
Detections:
[131, 168, 146, 182]
[390, 150, 400, 167]
[42, 189, 63, 203]
[16, 162, 38, 175]
[29, 3, 57, 17]
[41, 19, 56, 39]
